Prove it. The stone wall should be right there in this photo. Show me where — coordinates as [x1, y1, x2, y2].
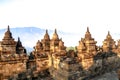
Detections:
[92, 71, 119, 80]
[50, 52, 120, 80]
[35, 58, 49, 71]
[0, 61, 27, 79]
[80, 54, 120, 79]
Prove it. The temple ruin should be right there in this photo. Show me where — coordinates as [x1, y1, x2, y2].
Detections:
[0, 26, 120, 80]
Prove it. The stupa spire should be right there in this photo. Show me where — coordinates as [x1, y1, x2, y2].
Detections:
[7, 25, 10, 31]
[16, 37, 22, 47]
[3, 25, 13, 39]
[106, 31, 112, 39]
[85, 27, 92, 39]
[44, 29, 50, 40]
[87, 27, 90, 33]
[52, 29, 59, 40]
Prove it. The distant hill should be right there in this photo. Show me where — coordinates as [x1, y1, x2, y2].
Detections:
[0, 27, 79, 53]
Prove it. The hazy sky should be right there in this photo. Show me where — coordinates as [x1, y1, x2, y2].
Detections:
[0, 0, 120, 46]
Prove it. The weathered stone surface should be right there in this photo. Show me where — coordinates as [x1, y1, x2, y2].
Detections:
[1, 26, 120, 80]
[92, 71, 119, 80]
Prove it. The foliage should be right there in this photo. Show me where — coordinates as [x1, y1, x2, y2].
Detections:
[66, 46, 76, 51]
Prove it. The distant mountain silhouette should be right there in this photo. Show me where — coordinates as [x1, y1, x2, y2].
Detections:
[0, 27, 79, 53]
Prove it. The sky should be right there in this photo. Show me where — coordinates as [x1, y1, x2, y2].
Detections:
[0, 0, 120, 46]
